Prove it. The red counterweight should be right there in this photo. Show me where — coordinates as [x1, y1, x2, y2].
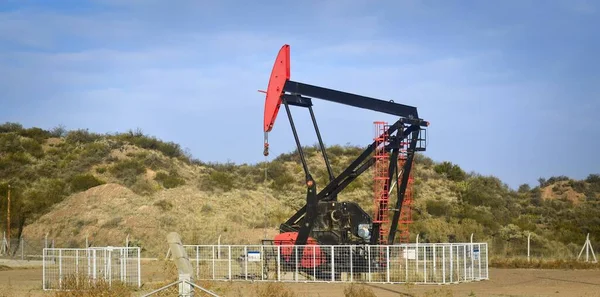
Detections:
[263, 44, 290, 133]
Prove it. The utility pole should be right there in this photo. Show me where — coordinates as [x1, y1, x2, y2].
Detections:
[6, 184, 10, 250]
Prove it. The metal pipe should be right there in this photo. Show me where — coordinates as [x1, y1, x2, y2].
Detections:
[283, 99, 311, 180]
[308, 106, 334, 182]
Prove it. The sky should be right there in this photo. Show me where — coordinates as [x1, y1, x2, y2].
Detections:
[0, 0, 598, 189]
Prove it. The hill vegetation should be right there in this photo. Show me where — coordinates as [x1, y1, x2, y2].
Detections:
[0, 122, 599, 259]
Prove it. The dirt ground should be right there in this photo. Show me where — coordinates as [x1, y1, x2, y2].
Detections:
[0, 260, 599, 297]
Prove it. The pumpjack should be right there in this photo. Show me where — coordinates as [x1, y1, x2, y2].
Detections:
[260, 44, 428, 278]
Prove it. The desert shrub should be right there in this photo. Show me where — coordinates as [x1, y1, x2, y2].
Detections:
[434, 161, 466, 181]
[20, 178, 68, 214]
[101, 217, 122, 228]
[415, 152, 434, 168]
[131, 179, 157, 196]
[154, 199, 173, 211]
[140, 152, 168, 170]
[586, 173, 600, 184]
[20, 127, 51, 142]
[0, 132, 23, 154]
[20, 137, 44, 158]
[201, 170, 234, 191]
[116, 129, 185, 160]
[109, 159, 146, 187]
[267, 162, 295, 191]
[81, 141, 111, 160]
[204, 161, 237, 173]
[518, 183, 531, 193]
[569, 180, 586, 193]
[69, 173, 105, 192]
[155, 170, 185, 189]
[50, 124, 67, 137]
[0, 122, 23, 133]
[426, 199, 450, 217]
[327, 144, 345, 157]
[201, 204, 213, 213]
[65, 129, 101, 144]
[96, 166, 107, 174]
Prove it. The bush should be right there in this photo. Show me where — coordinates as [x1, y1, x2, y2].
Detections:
[131, 179, 157, 196]
[65, 129, 101, 144]
[426, 199, 450, 217]
[203, 171, 234, 191]
[20, 127, 51, 142]
[69, 174, 105, 192]
[154, 199, 173, 211]
[268, 162, 296, 191]
[50, 124, 67, 137]
[155, 171, 185, 189]
[20, 137, 44, 158]
[0, 122, 23, 133]
[0, 133, 23, 154]
[116, 130, 186, 160]
[109, 159, 146, 187]
[434, 161, 466, 181]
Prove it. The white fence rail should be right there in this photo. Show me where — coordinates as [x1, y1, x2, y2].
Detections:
[43, 247, 141, 290]
[181, 243, 488, 284]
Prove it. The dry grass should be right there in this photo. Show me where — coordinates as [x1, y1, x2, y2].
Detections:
[342, 283, 377, 297]
[490, 257, 600, 269]
[49, 275, 134, 297]
[22, 182, 291, 256]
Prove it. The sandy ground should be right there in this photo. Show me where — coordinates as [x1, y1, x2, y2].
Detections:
[0, 260, 599, 297]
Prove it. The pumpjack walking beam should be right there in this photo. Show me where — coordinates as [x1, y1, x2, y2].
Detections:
[262, 44, 428, 246]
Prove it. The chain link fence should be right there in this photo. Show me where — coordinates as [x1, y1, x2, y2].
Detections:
[180, 242, 488, 284]
[42, 247, 141, 290]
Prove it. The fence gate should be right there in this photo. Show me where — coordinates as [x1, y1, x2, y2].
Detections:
[43, 246, 141, 290]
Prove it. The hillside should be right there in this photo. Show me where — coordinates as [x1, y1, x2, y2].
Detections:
[1, 122, 599, 258]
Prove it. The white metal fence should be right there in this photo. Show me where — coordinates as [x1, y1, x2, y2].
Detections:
[42, 246, 141, 290]
[181, 243, 488, 284]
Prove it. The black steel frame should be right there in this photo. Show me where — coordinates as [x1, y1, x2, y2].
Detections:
[277, 80, 427, 246]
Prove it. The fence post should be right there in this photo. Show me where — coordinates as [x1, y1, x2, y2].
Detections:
[350, 245, 353, 282]
[58, 249, 63, 289]
[245, 246, 248, 281]
[416, 234, 419, 273]
[367, 245, 372, 282]
[433, 244, 436, 282]
[212, 246, 215, 279]
[478, 243, 482, 279]
[386, 246, 390, 283]
[137, 248, 141, 288]
[294, 246, 298, 282]
[331, 246, 334, 282]
[277, 245, 280, 281]
[423, 245, 427, 283]
[449, 244, 453, 283]
[20, 237, 23, 260]
[442, 245, 446, 284]
[228, 246, 231, 280]
[527, 232, 531, 262]
[404, 245, 408, 282]
[42, 248, 46, 290]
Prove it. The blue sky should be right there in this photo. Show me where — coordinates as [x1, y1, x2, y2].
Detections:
[0, 0, 598, 189]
